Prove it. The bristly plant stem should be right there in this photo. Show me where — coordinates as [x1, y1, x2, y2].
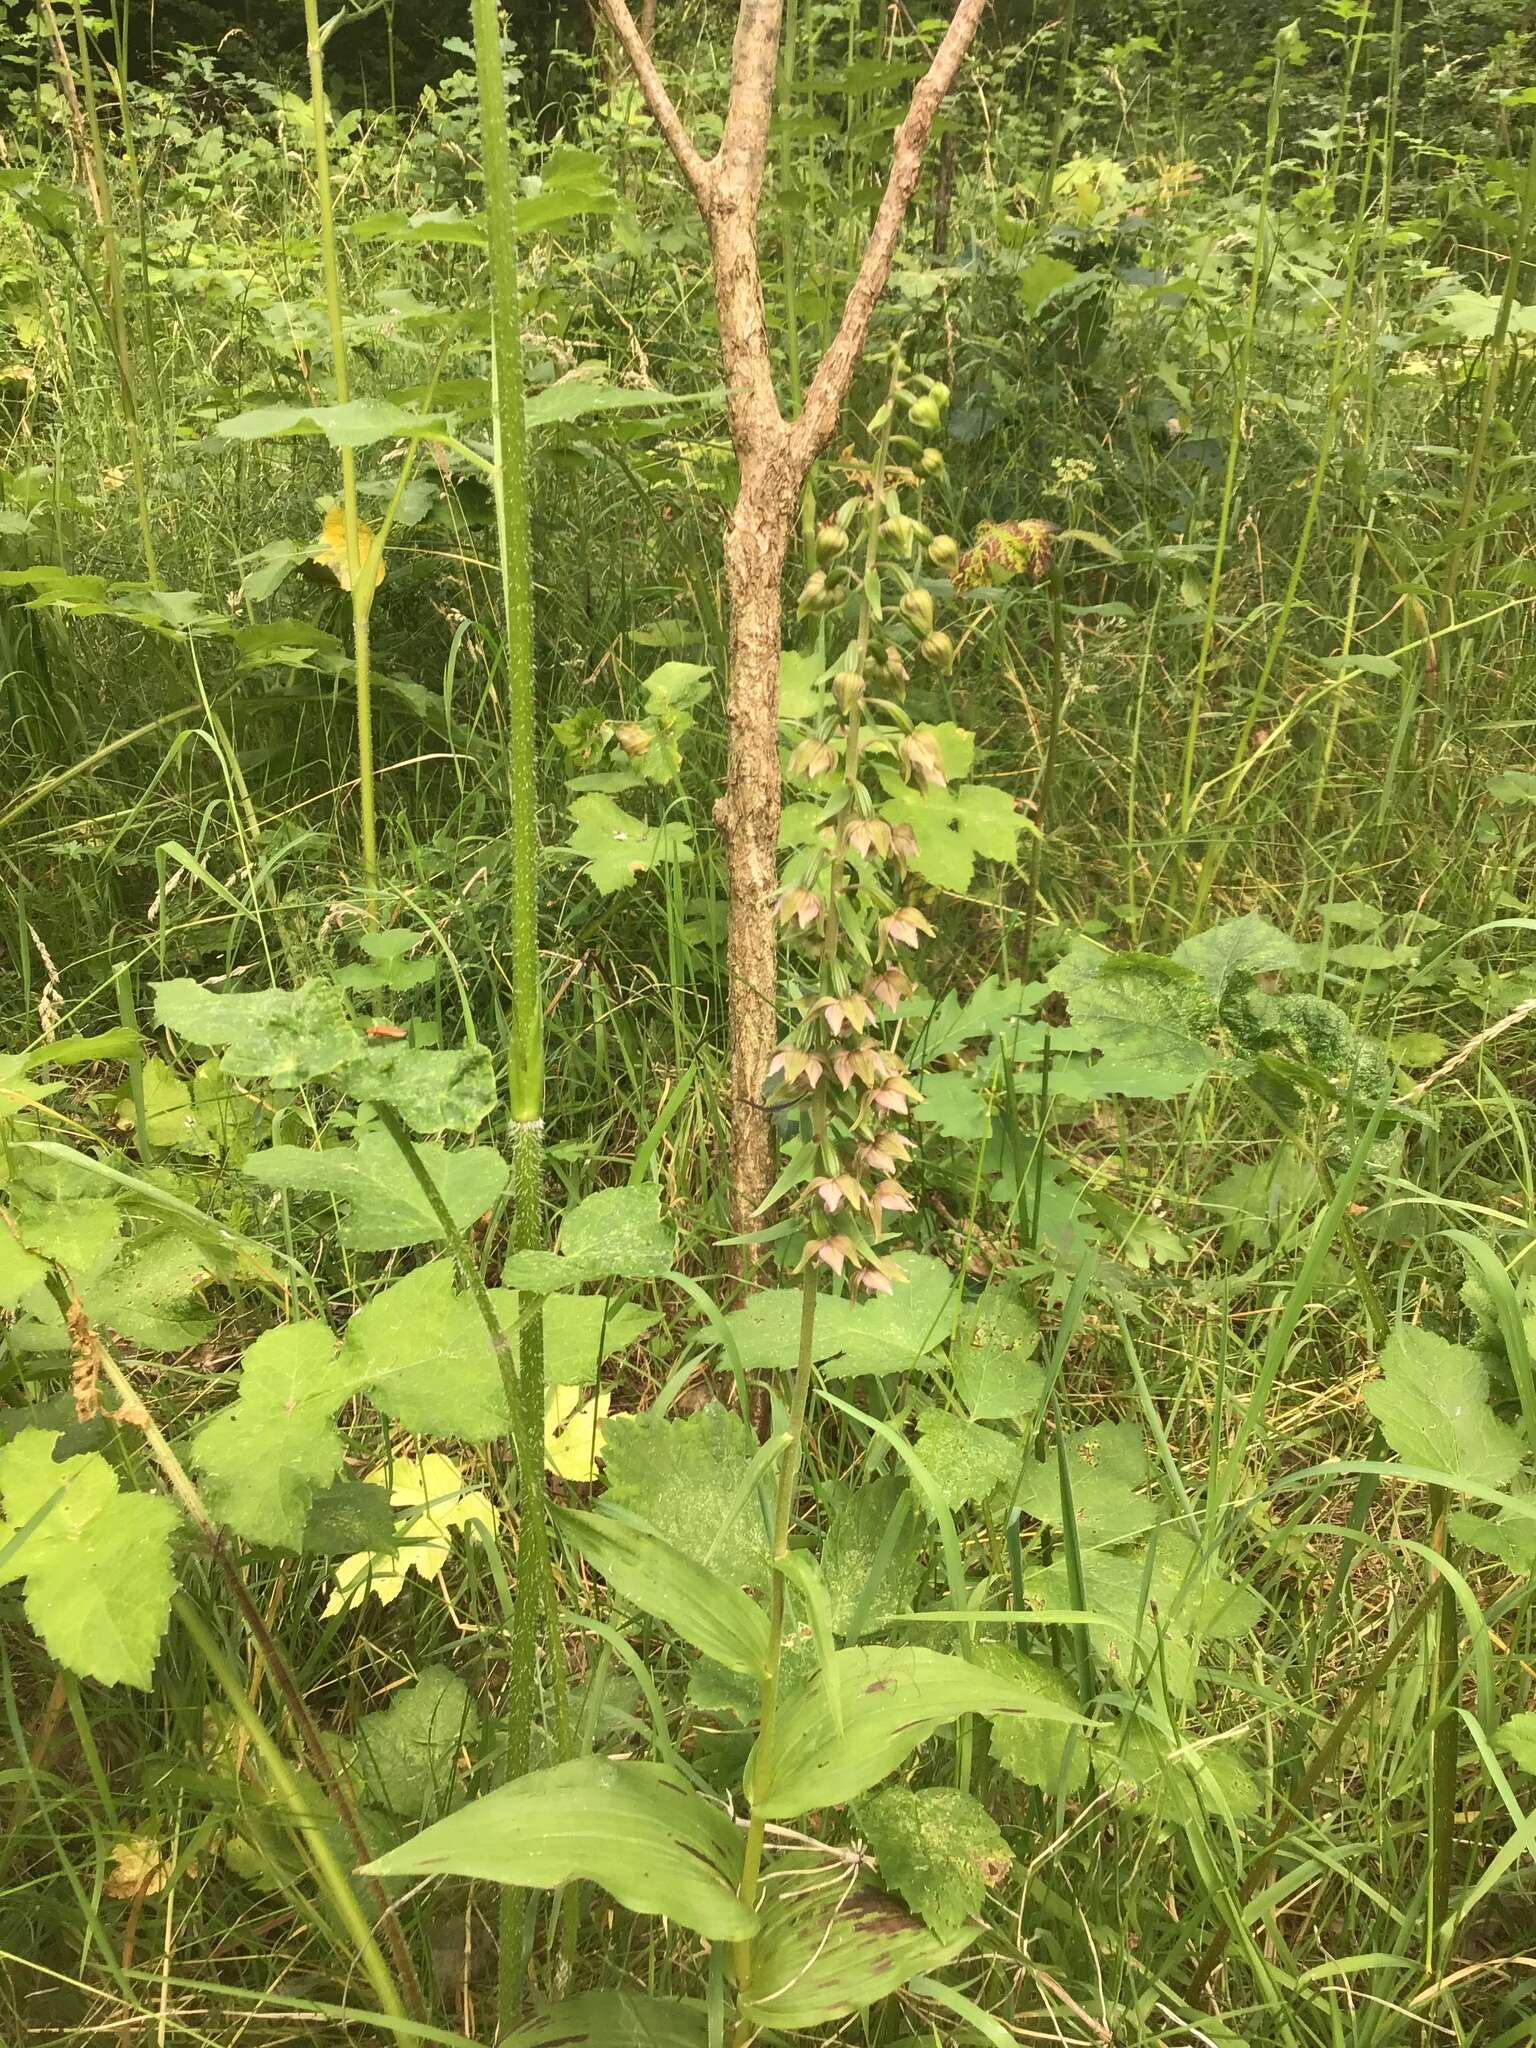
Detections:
[303, 0, 379, 909]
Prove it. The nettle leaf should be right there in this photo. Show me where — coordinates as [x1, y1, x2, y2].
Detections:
[0, 1428, 177, 1688]
[1450, 1498, 1536, 1576]
[880, 780, 1023, 892]
[336, 929, 438, 996]
[558, 1508, 770, 1676]
[542, 1294, 656, 1382]
[723, 1254, 956, 1377]
[1025, 1551, 1197, 1697]
[601, 1403, 770, 1595]
[558, 1185, 676, 1282]
[193, 1322, 351, 1548]
[1013, 1420, 1157, 1546]
[821, 1475, 922, 1640]
[243, 1133, 510, 1251]
[300, 1477, 397, 1556]
[1173, 912, 1301, 1004]
[504, 1994, 707, 2048]
[856, 1784, 1012, 1939]
[336, 1043, 497, 1135]
[214, 398, 450, 448]
[1050, 948, 1221, 1099]
[972, 1640, 1088, 1791]
[364, 1757, 755, 1942]
[747, 1644, 1083, 1818]
[1364, 1323, 1523, 1490]
[739, 1858, 971, 2028]
[563, 793, 695, 894]
[352, 1665, 480, 1822]
[340, 1261, 511, 1441]
[154, 978, 356, 1086]
[913, 1408, 1017, 1510]
[950, 1288, 1041, 1421]
[908, 974, 1041, 1063]
[10, 1194, 122, 1274]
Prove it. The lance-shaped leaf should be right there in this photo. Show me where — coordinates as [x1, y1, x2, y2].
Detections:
[1364, 1322, 1523, 1490]
[746, 1645, 1084, 1818]
[154, 978, 356, 1087]
[504, 1995, 707, 2047]
[0, 1428, 177, 1688]
[363, 1756, 755, 1941]
[243, 1133, 510, 1252]
[737, 1858, 972, 2028]
[193, 1322, 352, 1548]
[558, 1509, 770, 1676]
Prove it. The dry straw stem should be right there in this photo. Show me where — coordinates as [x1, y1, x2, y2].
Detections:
[597, 0, 989, 1243]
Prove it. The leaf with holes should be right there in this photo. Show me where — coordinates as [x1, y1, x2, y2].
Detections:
[364, 1757, 754, 1940]
[856, 1784, 1012, 1939]
[243, 1133, 510, 1252]
[950, 1288, 1041, 1421]
[0, 1429, 177, 1688]
[154, 978, 357, 1088]
[1050, 948, 1221, 1098]
[336, 1042, 497, 1134]
[1013, 1420, 1157, 1546]
[913, 1408, 1017, 1511]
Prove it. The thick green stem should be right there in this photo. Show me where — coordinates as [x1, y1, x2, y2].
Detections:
[303, 0, 378, 906]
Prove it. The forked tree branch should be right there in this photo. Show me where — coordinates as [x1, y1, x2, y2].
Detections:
[790, 0, 989, 472]
[599, 0, 712, 207]
[715, 0, 786, 229]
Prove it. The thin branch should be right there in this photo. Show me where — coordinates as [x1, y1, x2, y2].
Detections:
[790, 0, 988, 474]
[598, 0, 713, 206]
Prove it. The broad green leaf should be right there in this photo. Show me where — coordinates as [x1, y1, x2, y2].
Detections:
[1105, 1723, 1261, 1829]
[525, 381, 717, 431]
[352, 1666, 480, 1822]
[558, 1508, 770, 1675]
[1050, 948, 1221, 1098]
[913, 1408, 1017, 1510]
[0, 1429, 177, 1688]
[747, 1645, 1083, 1817]
[364, 1757, 755, 1941]
[723, 1254, 957, 1377]
[336, 1043, 497, 1134]
[542, 1294, 657, 1382]
[1013, 1420, 1156, 1545]
[950, 1288, 1041, 1420]
[856, 1784, 1011, 1938]
[504, 1995, 707, 2048]
[243, 1133, 510, 1251]
[821, 1476, 922, 1640]
[909, 975, 1041, 1062]
[0, 1226, 47, 1309]
[1024, 1551, 1197, 1697]
[154, 978, 355, 1087]
[82, 1228, 213, 1350]
[1450, 1500, 1536, 1576]
[1173, 912, 1301, 1003]
[300, 1477, 397, 1557]
[1364, 1323, 1523, 1490]
[10, 1194, 122, 1274]
[126, 1056, 218, 1155]
[214, 399, 449, 448]
[1015, 252, 1081, 314]
[880, 781, 1023, 892]
[563, 792, 695, 894]
[339, 1261, 510, 1440]
[559, 1185, 676, 1281]
[911, 1068, 988, 1141]
[972, 1640, 1088, 1791]
[602, 1403, 770, 1594]
[193, 1323, 351, 1548]
[739, 1858, 972, 2026]
[1498, 1714, 1536, 1774]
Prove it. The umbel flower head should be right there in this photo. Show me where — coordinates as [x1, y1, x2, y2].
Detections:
[955, 518, 1056, 593]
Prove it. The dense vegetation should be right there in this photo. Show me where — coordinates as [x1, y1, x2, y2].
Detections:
[3, 3, 1536, 2045]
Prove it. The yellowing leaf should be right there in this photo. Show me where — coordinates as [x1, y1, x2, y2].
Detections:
[323, 1452, 495, 1616]
[314, 504, 384, 592]
[544, 1384, 610, 1481]
[105, 1836, 189, 1898]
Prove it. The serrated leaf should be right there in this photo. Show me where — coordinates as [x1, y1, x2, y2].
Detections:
[352, 1666, 480, 1822]
[82, 1228, 213, 1350]
[913, 1408, 1017, 1510]
[336, 1043, 497, 1134]
[1050, 948, 1221, 1098]
[193, 1323, 352, 1547]
[364, 1756, 754, 1941]
[739, 1859, 971, 2026]
[856, 1784, 1011, 1938]
[1105, 1723, 1261, 1829]
[601, 1403, 770, 1594]
[722, 1254, 957, 1378]
[1013, 1420, 1156, 1545]
[1024, 1550, 1197, 1697]
[559, 1185, 675, 1281]
[880, 781, 1023, 892]
[300, 1477, 398, 1556]
[747, 1644, 1083, 1818]
[821, 1476, 922, 1641]
[563, 793, 695, 893]
[0, 1429, 177, 1687]
[324, 1453, 497, 1615]
[542, 1294, 656, 1381]
[972, 1640, 1088, 1790]
[10, 1195, 122, 1275]
[1173, 912, 1301, 1003]
[340, 1261, 511, 1440]
[1498, 1714, 1536, 1774]
[950, 1288, 1041, 1420]
[154, 978, 356, 1087]
[243, 1133, 510, 1251]
[503, 1995, 707, 2047]
[911, 1068, 988, 1140]
[559, 1508, 770, 1675]
[0, 1224, 47, 1309]
[1364, 1323, 1523, 1490]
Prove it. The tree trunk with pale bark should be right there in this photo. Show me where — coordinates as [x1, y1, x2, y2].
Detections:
[597, 0, 989, 1243]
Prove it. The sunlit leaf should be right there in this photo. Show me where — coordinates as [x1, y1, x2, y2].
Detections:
[193, 1322, 351, 1548]
[324, 1452, 497, 1616]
